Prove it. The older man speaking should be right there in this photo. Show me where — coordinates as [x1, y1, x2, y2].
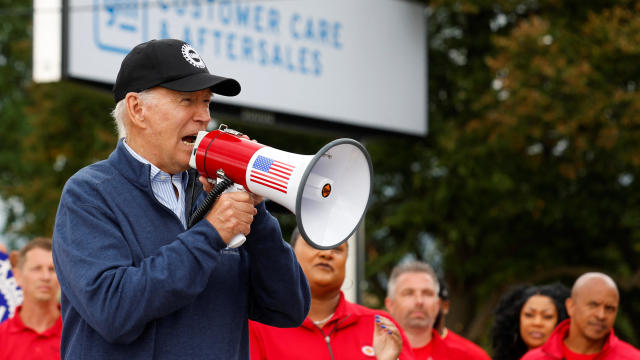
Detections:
[52, 39, 310, 360]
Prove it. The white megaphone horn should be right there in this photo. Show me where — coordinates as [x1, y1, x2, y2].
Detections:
[189, 125, 373, 249]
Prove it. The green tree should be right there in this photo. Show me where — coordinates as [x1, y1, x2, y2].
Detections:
[16, 82, 117, 236]
[0, 0, 37, 246]
[365, 0, 640, 348]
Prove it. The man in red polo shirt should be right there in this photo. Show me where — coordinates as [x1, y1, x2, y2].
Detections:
[0, 237, 61, 360]
[521, 272, 640, 360]
[386, 261, 479, 359]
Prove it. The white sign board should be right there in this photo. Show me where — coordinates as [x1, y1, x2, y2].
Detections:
[60, 0, 427, 135]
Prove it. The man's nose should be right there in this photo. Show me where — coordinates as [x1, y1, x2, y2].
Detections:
[40, 269, 53, 280]
[413, 294, 426, 306]
[195, 105, 211, 122]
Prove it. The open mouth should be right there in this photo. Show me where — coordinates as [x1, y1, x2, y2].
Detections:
[182, 134, 198, 146]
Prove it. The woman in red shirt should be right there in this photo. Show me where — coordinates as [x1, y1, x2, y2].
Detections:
[249, 228, 414, 360]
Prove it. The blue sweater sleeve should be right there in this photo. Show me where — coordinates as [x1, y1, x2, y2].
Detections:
[244, 202, 311, 327]
[53, 179, 228, 344]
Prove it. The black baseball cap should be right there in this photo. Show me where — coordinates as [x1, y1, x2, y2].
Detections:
[113, 39, 240, 103]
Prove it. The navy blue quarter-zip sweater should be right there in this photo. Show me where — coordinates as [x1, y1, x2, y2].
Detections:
[52, 139, 310, 359]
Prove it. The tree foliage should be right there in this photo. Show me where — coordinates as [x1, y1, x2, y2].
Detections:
[0, 0, 37, 245]
[365, 0, 640, 347]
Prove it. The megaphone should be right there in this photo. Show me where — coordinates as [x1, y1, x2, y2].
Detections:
[189, 125, 373, 249]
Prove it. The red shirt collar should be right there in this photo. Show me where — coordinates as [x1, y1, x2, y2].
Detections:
[542, 319, 617, 357]
[301, 292, 361, 331]
[412, 329, 448, 355]
[6, 305, 62, 337]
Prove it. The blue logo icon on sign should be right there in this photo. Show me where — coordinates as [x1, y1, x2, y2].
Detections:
[94, 0, 148, 53]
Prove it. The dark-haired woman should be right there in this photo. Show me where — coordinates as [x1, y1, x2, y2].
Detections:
[491, 283, 570, 360]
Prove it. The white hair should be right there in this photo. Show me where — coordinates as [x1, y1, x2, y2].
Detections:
[110, 100, 127, 139]
[110, 89, 157, 139]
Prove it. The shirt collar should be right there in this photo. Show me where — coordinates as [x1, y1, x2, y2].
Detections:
[7, 305, 63, 336]
[123, 139, 188, 185]
[301, 292, 359, 330]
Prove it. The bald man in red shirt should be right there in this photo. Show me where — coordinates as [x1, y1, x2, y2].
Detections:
[521, 272, 640, 360]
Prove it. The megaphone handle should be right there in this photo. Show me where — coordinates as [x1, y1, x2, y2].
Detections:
[227, 234, 246, 248]
[222, 183, 248, 249]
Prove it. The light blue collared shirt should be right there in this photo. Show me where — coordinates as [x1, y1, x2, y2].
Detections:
[123, 140, 188, 228]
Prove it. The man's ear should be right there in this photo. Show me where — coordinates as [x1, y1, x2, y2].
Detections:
[124, 92, 147, 130]
[9, 251, 19, 269]
[11, 253, 21, 288]
[441, 299, 450, 315]
[384, 297, 393, 313]
[565, 297, 574, 318]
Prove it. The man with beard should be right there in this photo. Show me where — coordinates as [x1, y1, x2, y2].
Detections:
[385, 261, 469, 359]
[521, 272, 640, 360]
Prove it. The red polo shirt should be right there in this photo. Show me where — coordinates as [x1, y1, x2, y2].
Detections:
[413, 329, 489, 359]
[522, 319, 640, 360]
[250, 292, 414, 360]
[0, 305, 62, 360]
[442, 329, 490, 360]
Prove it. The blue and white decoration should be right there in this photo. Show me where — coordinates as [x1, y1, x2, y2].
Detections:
[0, 252, 22, 323]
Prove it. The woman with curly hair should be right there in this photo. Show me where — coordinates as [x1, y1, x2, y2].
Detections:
[490, 282, 570, 360]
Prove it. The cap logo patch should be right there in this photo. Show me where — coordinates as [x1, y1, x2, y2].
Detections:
[181, 44, 206, 69]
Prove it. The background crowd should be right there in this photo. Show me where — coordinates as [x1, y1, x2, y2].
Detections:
[0, 233, 638, 359]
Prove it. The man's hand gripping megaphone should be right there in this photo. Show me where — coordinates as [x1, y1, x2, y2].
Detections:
[189, 125, 263, 248]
